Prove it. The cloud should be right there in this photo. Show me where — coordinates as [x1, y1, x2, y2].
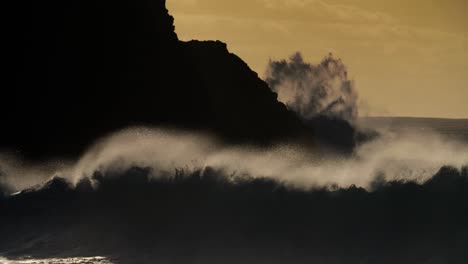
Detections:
[257, 0, 394, 24]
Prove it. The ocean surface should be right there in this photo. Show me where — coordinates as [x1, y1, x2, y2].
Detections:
[1, 117, 467, 264]
[359, 117, 468, 142]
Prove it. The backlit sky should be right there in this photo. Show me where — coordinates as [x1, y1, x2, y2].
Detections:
[168, 0, 467, 118]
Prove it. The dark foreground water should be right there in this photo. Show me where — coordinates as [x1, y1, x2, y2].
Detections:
[1, 117, 468, 264]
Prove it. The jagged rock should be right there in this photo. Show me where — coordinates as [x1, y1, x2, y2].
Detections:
[2, 0, 311, 159]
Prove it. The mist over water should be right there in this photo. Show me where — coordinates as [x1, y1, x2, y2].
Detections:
[3, 1, 467, 262]
[1, 124, 467, 193]
[3, 52, 465, 193]
[2, 122, 467, 264]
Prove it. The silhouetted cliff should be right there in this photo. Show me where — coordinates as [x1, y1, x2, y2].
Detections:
[3, 0, 309, 159]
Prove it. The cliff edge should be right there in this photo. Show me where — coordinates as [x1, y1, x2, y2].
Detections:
[3, 0, 310, 159]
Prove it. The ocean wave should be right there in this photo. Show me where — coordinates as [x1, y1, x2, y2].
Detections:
[1, 163, 467, 263]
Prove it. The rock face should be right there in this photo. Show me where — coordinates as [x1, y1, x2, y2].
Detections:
[3, 0, 310, 159]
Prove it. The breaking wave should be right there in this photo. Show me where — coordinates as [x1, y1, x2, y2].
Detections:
[1, 126, 467, 263]
[1, 126, 467, 193]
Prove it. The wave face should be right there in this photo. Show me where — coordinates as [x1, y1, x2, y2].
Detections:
[1, 123, 468, 192]
[4, 0, 467, 263]
[0, 120, 468, 263]
[1, 123, 468, 264]
[1, 165, 467, 263]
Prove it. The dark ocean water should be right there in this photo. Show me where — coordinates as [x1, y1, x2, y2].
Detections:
[359, 117, 468, 142]
[1, 117, 468, 264]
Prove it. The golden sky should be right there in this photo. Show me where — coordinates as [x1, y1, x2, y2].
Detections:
[168, 0, 467, 118]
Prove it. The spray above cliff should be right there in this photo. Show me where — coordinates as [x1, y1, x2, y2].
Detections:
[266, 52, 359, 121]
